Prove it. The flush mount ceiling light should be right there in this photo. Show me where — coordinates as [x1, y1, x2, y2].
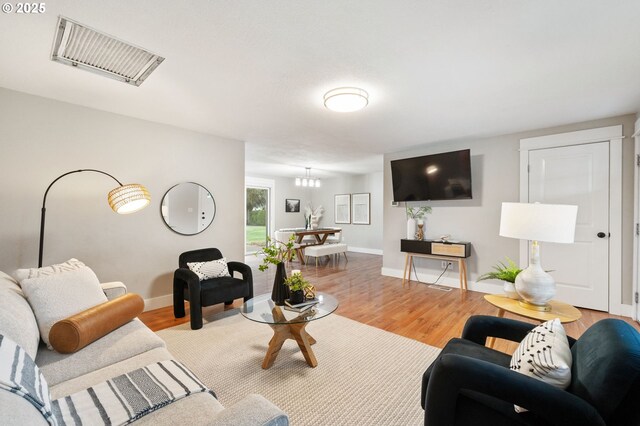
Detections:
[295, 167, 321, 188]
[323, 87, 369, 112]
[51, 16, 165, 86]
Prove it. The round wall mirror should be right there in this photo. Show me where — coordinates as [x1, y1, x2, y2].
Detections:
[161, 182, 216, 235]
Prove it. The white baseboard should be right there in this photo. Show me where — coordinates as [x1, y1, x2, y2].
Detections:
[348, 247, 383, 255]
[143, 294, 173, 312]
[381, 267, 502, 294]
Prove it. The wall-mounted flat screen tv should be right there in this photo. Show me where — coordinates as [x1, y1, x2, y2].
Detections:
[391, 149, 472, 202]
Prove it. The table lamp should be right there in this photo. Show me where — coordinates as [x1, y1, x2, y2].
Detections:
[499, 202, 578, 311]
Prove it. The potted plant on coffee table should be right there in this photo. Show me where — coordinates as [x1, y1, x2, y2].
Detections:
[257, 235, 296, 305]
[284, 271, 311, 305]
[478, 257, 522, 299]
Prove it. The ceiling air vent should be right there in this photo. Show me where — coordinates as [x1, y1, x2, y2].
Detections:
[51, 16, 164, 87]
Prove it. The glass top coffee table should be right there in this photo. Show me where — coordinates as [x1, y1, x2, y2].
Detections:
[241, 292, 338, 369]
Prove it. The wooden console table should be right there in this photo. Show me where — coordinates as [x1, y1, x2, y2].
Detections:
[400, 239, 471, 291]
[402, 253, 468, 290]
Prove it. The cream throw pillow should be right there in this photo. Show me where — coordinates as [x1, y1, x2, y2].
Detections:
[14, 258, 85, 281]
[15, 259, 108, 350]
[187, 258, 231, 280]
[510, 318, 572, 413]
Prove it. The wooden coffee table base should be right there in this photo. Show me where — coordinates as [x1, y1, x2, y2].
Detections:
[261, 306, 319, 369]
[262, 322, 317, 369]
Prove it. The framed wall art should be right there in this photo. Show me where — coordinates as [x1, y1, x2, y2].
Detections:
[285, 199, 300, 212]
[352, 193, 370, 225]
[334, 194, 351, 224]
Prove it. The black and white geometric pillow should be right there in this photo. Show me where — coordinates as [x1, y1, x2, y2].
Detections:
[187, 258, 231, 280]
[509, 318, 572, 412]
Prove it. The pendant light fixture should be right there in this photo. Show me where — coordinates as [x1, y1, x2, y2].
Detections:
[295, 167, 321, 188]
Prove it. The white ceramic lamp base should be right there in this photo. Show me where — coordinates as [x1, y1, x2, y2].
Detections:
[515, 242, 554, 311]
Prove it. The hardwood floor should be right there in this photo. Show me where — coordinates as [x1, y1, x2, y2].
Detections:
[140, 252, 639, 353]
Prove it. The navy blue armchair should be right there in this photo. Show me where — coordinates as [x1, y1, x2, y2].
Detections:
[422, 315, 640, 425]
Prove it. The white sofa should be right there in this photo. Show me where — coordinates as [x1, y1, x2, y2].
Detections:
[0, 271, 288, 425]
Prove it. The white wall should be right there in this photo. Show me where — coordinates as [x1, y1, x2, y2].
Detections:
[0, 88, 245, 308]
[272, 176, 313, 232]
[383, 114, 637, 309]
[314, 172, 384, 253]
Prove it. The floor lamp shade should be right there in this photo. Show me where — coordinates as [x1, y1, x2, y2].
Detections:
[499, 202, 578, 310]
[108, 184, 151, 214]
[38, 169, 151, 267]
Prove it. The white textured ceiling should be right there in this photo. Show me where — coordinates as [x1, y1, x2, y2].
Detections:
[1, 1, 639, 178]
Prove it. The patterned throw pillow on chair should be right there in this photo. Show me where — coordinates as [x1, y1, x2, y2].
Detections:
[187, 258, 231, 280]
[510, 318, 572, 413]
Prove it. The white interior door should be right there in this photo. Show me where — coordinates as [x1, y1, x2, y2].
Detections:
[634, 124, 640, 322]
[528, 142, 609, 311]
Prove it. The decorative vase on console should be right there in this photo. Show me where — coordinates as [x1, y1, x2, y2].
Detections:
[406, 217, 416, 240]
[406, 205, 432, 240]
[415, 222, 424, 240]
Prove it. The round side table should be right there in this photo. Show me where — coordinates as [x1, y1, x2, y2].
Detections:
[483, 294, 581, 347]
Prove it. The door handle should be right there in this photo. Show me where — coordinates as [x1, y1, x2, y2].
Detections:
[596, 232, 607, 238]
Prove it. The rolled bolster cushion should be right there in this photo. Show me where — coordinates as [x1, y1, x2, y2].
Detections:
[49, 293, 144, 354]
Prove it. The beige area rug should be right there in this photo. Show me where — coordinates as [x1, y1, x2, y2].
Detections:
[157, 310, 440, 425]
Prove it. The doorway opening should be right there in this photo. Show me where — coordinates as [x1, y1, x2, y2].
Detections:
[245, 177, 275, 255]
[246, 186, 269, 254]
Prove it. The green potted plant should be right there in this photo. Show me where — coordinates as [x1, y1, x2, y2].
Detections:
[257, 235, 295, 305]
[478, 257, 522, 299]
[284, 271, 311, 304]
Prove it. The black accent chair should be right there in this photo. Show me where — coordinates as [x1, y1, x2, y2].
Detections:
[421, 315, 640, 426]
[173, 248, 253, 330]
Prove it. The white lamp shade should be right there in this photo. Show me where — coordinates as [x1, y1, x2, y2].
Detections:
[499, 202, 578, 243]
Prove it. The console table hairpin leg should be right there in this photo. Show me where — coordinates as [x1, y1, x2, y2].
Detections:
[402, 253, 468, 291]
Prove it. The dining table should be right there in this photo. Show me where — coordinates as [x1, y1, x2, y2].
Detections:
[278, 227, 342, 265]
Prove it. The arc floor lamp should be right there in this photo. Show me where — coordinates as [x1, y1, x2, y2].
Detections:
[38, 169, 151, 267]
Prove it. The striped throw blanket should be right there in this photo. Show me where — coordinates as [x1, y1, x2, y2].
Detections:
[0, 334, 215, 425]
[0, 334, 54, 423]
